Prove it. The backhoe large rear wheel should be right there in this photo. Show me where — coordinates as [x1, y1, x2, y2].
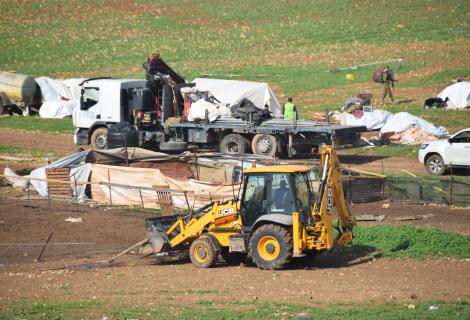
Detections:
[189, 237, 217, 268]
[249, 224, 292, 270]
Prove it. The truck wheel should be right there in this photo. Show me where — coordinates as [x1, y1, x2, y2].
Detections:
[249, 224, 292, 270]
[91, 127, 109, 150]
[252, 134, 277, 157]
[426, 154, 446, 175]
[159, 141, 188, 153]
[189, 237, 217, 268]
[220, 134, 250, 155]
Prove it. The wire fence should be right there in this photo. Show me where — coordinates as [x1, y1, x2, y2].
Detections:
[343, 175, 470, 206]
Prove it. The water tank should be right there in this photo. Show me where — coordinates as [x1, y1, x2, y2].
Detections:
[0, 70, 37, 103]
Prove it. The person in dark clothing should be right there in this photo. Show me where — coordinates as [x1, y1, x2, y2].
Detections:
[381, 65, 395, 105]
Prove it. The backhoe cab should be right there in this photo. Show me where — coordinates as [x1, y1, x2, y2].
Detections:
[143, 147, 356, 269]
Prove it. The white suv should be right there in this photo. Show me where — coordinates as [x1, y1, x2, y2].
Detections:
[418, 128, 470, 175]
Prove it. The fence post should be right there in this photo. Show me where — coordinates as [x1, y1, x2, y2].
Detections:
[107, 170, 113, 206]
[449, 163, 454, 206]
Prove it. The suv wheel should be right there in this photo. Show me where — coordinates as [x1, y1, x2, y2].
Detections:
[426, 154, 446, 175]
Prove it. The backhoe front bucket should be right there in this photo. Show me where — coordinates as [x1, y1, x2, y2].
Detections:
[141, 215, 179, 254]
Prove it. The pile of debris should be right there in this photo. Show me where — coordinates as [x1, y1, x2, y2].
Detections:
[335, 96, 448, 145]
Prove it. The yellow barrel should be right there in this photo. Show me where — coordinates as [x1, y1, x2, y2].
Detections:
[0, 70, 37, 103]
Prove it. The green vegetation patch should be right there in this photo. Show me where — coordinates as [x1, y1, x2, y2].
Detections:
[341, 145, 419, 159]
[0, 117, 74, 134]
[0, 300, 468, 319]
[343, 225, 470, 259]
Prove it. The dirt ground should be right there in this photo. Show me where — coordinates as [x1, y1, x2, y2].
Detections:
[0, 189, 469, 306]
[1, 128, 469, 308]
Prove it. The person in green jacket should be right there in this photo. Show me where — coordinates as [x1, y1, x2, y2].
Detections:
[283, 97, 297, 120]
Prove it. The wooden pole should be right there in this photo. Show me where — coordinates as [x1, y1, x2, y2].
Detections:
[107, 170, 112, 206]
[35, 232, 53, 262]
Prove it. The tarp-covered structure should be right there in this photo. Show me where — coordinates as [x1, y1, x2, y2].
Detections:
[437, 81, 470, 109]
[5, 148, 255, 210]
[193, 78, 282, 117]
[36, 77, 84, 118]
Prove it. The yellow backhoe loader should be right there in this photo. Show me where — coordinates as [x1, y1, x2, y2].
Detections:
[142, 147, 356, 269]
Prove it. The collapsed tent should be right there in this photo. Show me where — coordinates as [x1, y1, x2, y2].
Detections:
[379, 112, 448, 136]
[437, 81, 470, 109]
[193, 78, 282, 117]
[342, 109, 391, 130]
[36, 77, 84, 118]
[6, 148, 276, 209]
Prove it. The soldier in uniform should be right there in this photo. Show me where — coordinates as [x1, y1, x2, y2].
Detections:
[381, 65, 395, 105]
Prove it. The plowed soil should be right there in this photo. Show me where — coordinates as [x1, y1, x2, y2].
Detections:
[0, 191, 469, 306]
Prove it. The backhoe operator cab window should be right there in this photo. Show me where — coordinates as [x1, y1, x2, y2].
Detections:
[271, 173, 295, 213]
[80, 87, 100, 110]
[242, 174, 267, 226]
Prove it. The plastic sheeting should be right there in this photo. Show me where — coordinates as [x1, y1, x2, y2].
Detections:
[344, 109, 391, 130]
[36, 77, 84, 118]
[193, 78, 282, 117]
[29, 151, 90, 198]
[437, 81, 470, 109]
[379, 112, 448, 136]
[187, 99, 231, 122]
[91, 164, 240, 209]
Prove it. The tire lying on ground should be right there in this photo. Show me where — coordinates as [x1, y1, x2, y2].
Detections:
[219, 133, 251, 156]
[252, 134, 278, 157]
[91, 127, 109, 150]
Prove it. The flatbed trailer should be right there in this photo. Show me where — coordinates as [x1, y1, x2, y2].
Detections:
[165, 117, 366, 157]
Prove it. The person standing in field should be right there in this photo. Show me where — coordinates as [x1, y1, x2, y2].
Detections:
[381, 65, 396, 105]
[283, 97, 297, 120]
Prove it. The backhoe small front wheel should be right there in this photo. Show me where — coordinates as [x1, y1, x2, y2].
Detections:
[249, 224, 292, 270]
[189, 237, 217, 268]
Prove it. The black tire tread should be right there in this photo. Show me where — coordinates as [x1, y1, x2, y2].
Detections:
[249, 224, 292, 270]
[189, 237, 217, 268]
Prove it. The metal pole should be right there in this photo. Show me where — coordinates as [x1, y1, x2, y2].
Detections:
[35, 232, 53, 262]
[449, 163, 454, 206]
[107, 170, 113, 206]
[139, 188, 145, 212]
[73, 173, 79, 212]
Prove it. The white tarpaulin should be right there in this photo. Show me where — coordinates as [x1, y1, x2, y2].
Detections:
[36, 77, 84, 118]
[437, 81, 470, 109]
[187, 99, 231, 122]
[380, 112, 448, 136]
[29, 151, 90, 198]
[193, 78, 282, 117]
[91, 164, 240, 209]
[344, 109, 392, 130]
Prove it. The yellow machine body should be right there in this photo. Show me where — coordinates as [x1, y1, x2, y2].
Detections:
[146, 147, 356, 269]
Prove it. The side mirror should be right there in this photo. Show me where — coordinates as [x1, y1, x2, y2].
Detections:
[448, 138, 454, 144]
[80, 88, 85, 110]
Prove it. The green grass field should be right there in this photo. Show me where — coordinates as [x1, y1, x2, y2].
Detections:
[0, 0, 469, 132]
[1, 300, 468, 319]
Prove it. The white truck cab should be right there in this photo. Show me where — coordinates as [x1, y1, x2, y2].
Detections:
[72, 79, 148, 149]
[418, 128, 470, 175]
